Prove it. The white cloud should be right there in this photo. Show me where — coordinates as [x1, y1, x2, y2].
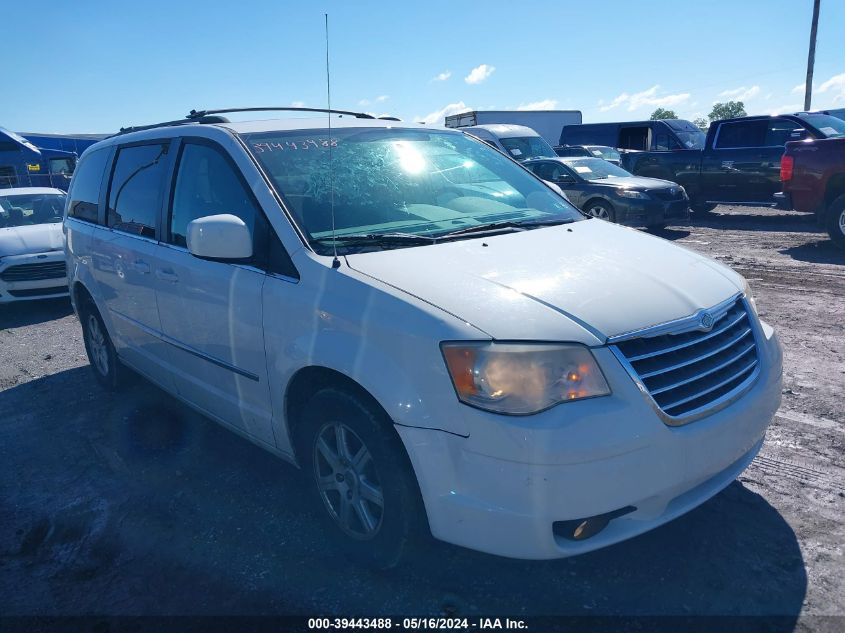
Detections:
[599, 85, 690, 112]
[432, 70, 452, 82]
[818, 72, 845, 103]
[290, 101, 305, 107]
[465, 64, 495, 85]
[718, 85, 760, 101]
[359, 95, 390, 107]
[791, 83, 806, 95]
[414, 101, 469, 126]
[768, 103, 803, 115]
[516, 99, 558, 111]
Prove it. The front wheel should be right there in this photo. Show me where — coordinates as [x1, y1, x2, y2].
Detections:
[584, 200, 615, 222]
[299, 388, 425, 569]
[825, 193, 845, 249]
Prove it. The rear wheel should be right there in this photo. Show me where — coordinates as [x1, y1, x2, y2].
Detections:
[80, 297, 124, 390]
[826, 194, 845, 249]
[584, 200, 615, 222]
[299, 388, 424, 569]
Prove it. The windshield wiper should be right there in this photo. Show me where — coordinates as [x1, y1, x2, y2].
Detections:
[312, 232, 437, 247]
[438, 217, 574, 239]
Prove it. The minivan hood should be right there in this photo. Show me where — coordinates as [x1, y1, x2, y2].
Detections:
[0, 223, 64, 256]
[346, 219, 743, 344]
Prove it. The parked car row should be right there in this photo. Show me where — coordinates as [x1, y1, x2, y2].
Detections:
[51, 107, 783, 569]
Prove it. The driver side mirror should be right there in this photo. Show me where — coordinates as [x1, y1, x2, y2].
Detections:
[555, 174, 575, 184]
[187, 214, 253, 261]
[789, 128, 809, 141]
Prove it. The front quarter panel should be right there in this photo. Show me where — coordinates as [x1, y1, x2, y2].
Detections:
[263, 253, 486, 456]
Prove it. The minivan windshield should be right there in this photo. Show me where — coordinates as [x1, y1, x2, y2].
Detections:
[561, 158, 633, 180]
[0, 192, 66, 228]
[243, 128, 582, 254]
[498, 136, 558, 160]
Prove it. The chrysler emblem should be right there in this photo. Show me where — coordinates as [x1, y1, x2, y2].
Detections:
[699, 312, 715, 330]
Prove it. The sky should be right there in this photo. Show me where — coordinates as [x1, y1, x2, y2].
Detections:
[3, 0, 844, 134]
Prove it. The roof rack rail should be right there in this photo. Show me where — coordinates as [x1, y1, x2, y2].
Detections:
[112, 114, 230, 137]
[112, 106, 379, 138]
[187, 107, 375, 120]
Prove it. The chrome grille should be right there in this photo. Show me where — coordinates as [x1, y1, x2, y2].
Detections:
[0, 261, 67, 282]
[613, 297, 759, 420]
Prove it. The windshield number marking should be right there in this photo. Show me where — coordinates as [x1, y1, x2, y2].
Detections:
[251, 139, 337, 153]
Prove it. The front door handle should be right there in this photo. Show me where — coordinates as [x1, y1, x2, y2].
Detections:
[132, 260, 151, 274]
[155, 268, 179, 283]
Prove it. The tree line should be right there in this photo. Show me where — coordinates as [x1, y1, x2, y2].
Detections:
[649, 101, 747, 130]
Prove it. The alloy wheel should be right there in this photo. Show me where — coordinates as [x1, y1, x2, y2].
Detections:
[313, 421, 384, 539]
[587, 205, 610, 220]
[87, 314, 109, 376]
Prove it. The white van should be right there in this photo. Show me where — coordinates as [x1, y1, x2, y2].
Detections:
[459, 124, 559, 162]
[64, 109, 782, 567]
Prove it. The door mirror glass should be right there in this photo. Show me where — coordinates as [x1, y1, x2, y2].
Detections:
[555, 173, 575, 184]
[789, 128, 808, 141]
[186, 214, 253, 260]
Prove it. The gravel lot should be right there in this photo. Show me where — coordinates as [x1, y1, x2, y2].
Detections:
[1, 206, 843, 626]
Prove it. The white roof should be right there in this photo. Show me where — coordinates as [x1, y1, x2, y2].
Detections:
[0, 187, 66, 196]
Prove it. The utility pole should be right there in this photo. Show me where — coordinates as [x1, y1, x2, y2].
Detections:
[804, 0, 821, 111]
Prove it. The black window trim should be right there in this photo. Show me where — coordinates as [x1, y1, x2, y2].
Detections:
[165, 136, 299, 280]
[105, 138, 175, 239]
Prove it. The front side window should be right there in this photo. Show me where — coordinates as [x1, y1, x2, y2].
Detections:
[170, 143, 260, 247]
[764, 118, 806, 146]
[498, 136, 557, 160]
[68, 147, 109, 223]
[0, 192, 66, 228]
[107, 142, 170, 238]
[243, 128, 582, 255]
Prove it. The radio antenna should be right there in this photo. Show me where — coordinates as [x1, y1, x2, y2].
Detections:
[325, 13, 340, 269]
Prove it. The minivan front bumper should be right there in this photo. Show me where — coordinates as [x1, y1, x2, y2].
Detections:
[396, 320, 782, 559]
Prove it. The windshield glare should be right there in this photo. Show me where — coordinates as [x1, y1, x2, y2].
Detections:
[803, 114, 845, 138]
[499, 136, 557, 160]
[244, 129, 581, 254]
[587, 146, 621, 160]
[0, 193, 66, 228]
[675, 130, 706, 149]
[562, 158, 632, 180]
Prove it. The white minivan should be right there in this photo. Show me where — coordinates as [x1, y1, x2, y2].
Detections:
[64, 109, 782, 567]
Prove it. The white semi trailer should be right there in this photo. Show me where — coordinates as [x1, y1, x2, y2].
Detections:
[445, 110, 583, 146]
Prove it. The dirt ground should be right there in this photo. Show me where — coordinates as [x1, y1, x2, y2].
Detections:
[0, 206, 843, 627]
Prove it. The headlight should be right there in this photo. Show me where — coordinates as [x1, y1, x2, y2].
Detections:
[616, 189, 649, 199]
[441, 342, 611, 415]
[742, 278, 758, 316]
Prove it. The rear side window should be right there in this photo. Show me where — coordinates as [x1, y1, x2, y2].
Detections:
[107, 142, 170, 238]
[67, 147, 110, 223]
[714, 120, 767, 148]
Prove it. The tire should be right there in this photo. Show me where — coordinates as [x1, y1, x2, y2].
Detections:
[79, 297, 124, 391]
[583, 199, 616, 223]
[690, 201, 717, 214]
[825, 193, 845, 249]
[299, 388, 424, 569]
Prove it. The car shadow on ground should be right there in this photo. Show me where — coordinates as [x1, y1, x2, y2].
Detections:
[0, 367, 807, 626]
[645, 227, 690, 241]
[0, 297, 72, 329]
[689, 211, 820, 234]
[780, 240, 845, 266]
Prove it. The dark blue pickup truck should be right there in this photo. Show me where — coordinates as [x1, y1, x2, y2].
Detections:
[563, 114, 845, 212]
